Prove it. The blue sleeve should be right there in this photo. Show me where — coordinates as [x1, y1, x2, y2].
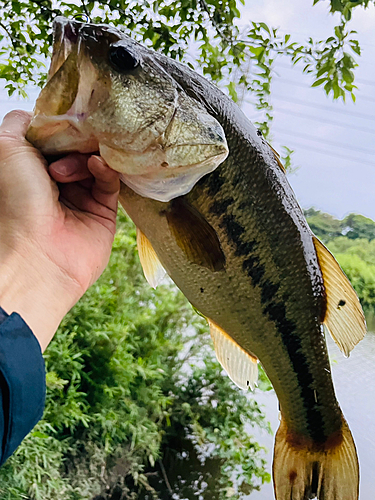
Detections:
[0, 307, 46, 466]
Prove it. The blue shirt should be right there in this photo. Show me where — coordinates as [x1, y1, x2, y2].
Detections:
[0, 307, 46, 465]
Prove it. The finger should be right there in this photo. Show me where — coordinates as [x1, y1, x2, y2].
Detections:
[87, 156, 120, 212]
[59, 182, 117, 224]
[49, 153, 92, 183]
[0, 110, 32, 138]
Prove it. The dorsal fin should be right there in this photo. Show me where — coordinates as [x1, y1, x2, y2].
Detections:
[136, 228, 166, 288]
[313, 236, 367, 356]
[267, 141, 286, 173]
[208, 320, 258, 390]
[166, 198, 226, 272]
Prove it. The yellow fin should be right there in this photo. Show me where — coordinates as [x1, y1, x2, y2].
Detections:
[267, 142, 286, 173]
[208, 320, 258, 390]
[313, 236, 367, 356]
[136, 228, 166, 289]
[166, 199, 225, 272]
[273, 415, 359, 500]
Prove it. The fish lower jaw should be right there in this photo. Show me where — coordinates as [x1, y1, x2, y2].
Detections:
[26, 114, 99, 155]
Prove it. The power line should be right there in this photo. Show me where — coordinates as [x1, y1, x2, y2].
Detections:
[269, 94, 375, 121]
[275, 61, 375, 88]
[276, 27, 375, 51]
[273, 77, 375, 104]
[278, 140, 375, 167]
[274, 128, 375, 156]
[275, 108, 375, 136]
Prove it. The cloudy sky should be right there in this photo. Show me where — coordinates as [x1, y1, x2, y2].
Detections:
[0, 0, 374, 221]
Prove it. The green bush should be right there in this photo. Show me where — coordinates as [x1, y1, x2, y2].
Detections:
[0, 212, 270, 500]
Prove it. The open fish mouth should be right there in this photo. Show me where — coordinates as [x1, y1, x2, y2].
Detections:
[48, 17, 80, 82]
[26, 17, 113, 154]
[26, 17, 229, 202]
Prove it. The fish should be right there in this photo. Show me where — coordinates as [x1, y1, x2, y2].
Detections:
[26, 17, 228, 202]
[27, 17, 367, 500]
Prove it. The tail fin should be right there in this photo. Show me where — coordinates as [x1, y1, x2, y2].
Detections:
[273, 416, 359, 500]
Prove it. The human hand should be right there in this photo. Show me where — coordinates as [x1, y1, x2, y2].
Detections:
[0, 110, 120, 351]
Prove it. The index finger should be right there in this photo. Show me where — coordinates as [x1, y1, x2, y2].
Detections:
[0, 110, 33, 139]
[88, 155, 120, 213]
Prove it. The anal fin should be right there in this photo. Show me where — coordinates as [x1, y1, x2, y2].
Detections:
[313, 236, 367, 356]
[136, 228, 166, 288]
[208, 320, 258, 390]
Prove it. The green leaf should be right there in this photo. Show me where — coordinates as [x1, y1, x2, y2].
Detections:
[312, 77, 326, 87]
[341, 67, 354, 84]
[259, 22, 270, 35]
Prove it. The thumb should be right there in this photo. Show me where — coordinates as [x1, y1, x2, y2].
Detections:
[0, 110, 32, 139]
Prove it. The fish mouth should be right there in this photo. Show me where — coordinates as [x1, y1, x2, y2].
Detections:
[48, 17, 81, 81]
[26, 17, 109, 154]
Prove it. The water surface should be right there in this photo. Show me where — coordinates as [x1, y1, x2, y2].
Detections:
[250, 331, 375, 500]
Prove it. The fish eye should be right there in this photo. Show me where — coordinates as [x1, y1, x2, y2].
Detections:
[108, 45, 139, 72]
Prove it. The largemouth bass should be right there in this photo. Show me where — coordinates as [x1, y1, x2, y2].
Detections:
[27, 17, 367, 500]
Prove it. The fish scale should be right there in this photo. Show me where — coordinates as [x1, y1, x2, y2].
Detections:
[186, 149, 341, 442]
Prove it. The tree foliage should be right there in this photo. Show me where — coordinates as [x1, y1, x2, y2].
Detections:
[0, 0, 372, 135]
[305, 208, 375, 243]
[0, 212, 271, 500]
[305, 208, 375, 323]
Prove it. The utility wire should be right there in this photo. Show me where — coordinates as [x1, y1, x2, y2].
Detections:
[278, 140, 375, 167]
[275, 61, 375, 88]
[275, 108, 375, 136]
[274, 128, 375, 156]
[274, 135, 375, 167]
[268, 94, 375, 121]
[273, 77, 375, 104]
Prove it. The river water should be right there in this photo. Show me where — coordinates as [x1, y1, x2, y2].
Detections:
[250, 331, 375, 500]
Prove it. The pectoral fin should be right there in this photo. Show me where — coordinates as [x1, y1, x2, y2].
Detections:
[166, 199, 226, 272]
[208, 320, 258, 390]
[313, 236, 367, 356]
[136, 228, 166, 288]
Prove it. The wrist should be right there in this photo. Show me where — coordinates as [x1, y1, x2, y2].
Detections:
[0, 240, 82, 351]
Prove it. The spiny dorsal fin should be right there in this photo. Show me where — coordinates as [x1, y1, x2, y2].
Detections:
[166, 199, 225, 272]
[208, 319, 258, 390]
[313, 236, 367, 356]
[136, 228, 166, 288]
[267, 142, 286, 173]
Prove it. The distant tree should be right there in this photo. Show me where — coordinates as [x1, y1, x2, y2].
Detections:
[328, 237, 375, 266]
[304, 208, 343, 243]
[305, 209, 375, 244]
[342, 213, 375, 241]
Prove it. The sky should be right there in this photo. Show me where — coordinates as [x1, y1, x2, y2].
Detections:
[0, 0, 375, 224]
[241, 0, 375, 221]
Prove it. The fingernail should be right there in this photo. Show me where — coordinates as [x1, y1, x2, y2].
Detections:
[51, 157, 79, 176]
[91, 155, 107, 167]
